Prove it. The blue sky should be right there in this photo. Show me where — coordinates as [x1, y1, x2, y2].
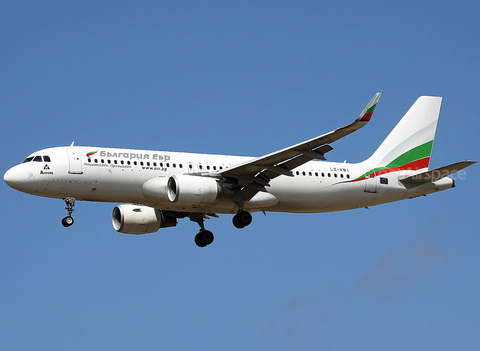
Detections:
[1, 1, 479, 350]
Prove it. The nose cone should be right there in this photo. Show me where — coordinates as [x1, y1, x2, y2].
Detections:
[4, 166, 21, 189]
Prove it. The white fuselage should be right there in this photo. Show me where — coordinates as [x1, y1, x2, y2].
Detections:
[4, 146, 454, 214]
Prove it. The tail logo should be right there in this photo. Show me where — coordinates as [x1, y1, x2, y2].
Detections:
[353, 140, 433, 181]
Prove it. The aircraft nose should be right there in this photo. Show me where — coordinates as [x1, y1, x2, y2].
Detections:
[4, 166, 21, 189]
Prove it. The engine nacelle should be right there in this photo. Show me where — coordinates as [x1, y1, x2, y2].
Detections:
[112, 204, 177, 235]
[167, 175, 231, 206]
[143, 176, 169, 204]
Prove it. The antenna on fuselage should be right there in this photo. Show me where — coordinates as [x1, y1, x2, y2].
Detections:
[70, 141, 75, 147]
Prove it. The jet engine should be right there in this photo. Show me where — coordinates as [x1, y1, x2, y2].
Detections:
[112, 204, 177, 234]
[167, 175, 232, 206]
[142, 176, 169, 204]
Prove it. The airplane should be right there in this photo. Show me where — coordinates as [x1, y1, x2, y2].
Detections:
[4, 93, 476, 247]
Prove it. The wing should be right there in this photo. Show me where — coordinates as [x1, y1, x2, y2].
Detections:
[220, 92, 382, 201]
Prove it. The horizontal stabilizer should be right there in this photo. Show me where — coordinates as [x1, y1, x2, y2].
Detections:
[401, 161, 477, 184]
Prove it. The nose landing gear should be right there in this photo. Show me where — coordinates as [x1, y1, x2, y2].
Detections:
[62, 197, 76, 227]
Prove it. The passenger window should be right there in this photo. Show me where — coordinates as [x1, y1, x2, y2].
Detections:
[33, 156, 42, 162]
[43, 156, 51, 162]
[179, 164, 183, 168]
[346, 174, 350, 179]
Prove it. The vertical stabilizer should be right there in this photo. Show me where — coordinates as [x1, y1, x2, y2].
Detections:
[361, 96, 442, 173]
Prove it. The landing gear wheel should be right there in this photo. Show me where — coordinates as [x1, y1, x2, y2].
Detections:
[194, 230, 214, 247]
[232, 211, 252, 229]
[62, 216, 74, 227]
[62, 197, 76, 228]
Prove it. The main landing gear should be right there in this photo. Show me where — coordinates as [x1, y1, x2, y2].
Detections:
[190, 210, 253, 248]
[61, 197, 75, 227]
[195, 230, 214, 248]
[190, 213, 214, 248]
[232, 210, 252, 229]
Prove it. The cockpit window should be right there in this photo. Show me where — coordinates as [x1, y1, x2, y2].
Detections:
[22, 155, 51, 163]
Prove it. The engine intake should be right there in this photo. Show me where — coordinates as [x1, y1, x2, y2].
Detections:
[112, 204, 177, 234]
[167, 175, 232, 206]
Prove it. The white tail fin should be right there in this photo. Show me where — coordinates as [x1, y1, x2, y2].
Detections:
[362, 96, 442, 172]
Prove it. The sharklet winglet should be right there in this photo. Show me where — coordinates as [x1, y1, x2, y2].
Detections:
[357, 92, 381, 122]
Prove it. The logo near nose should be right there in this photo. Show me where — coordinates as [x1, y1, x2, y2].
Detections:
[40, 164, 53, 175]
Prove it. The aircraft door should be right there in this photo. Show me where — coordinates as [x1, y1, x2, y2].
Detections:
[364, 169, 377, 193]
[67, 149, 83, 174]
